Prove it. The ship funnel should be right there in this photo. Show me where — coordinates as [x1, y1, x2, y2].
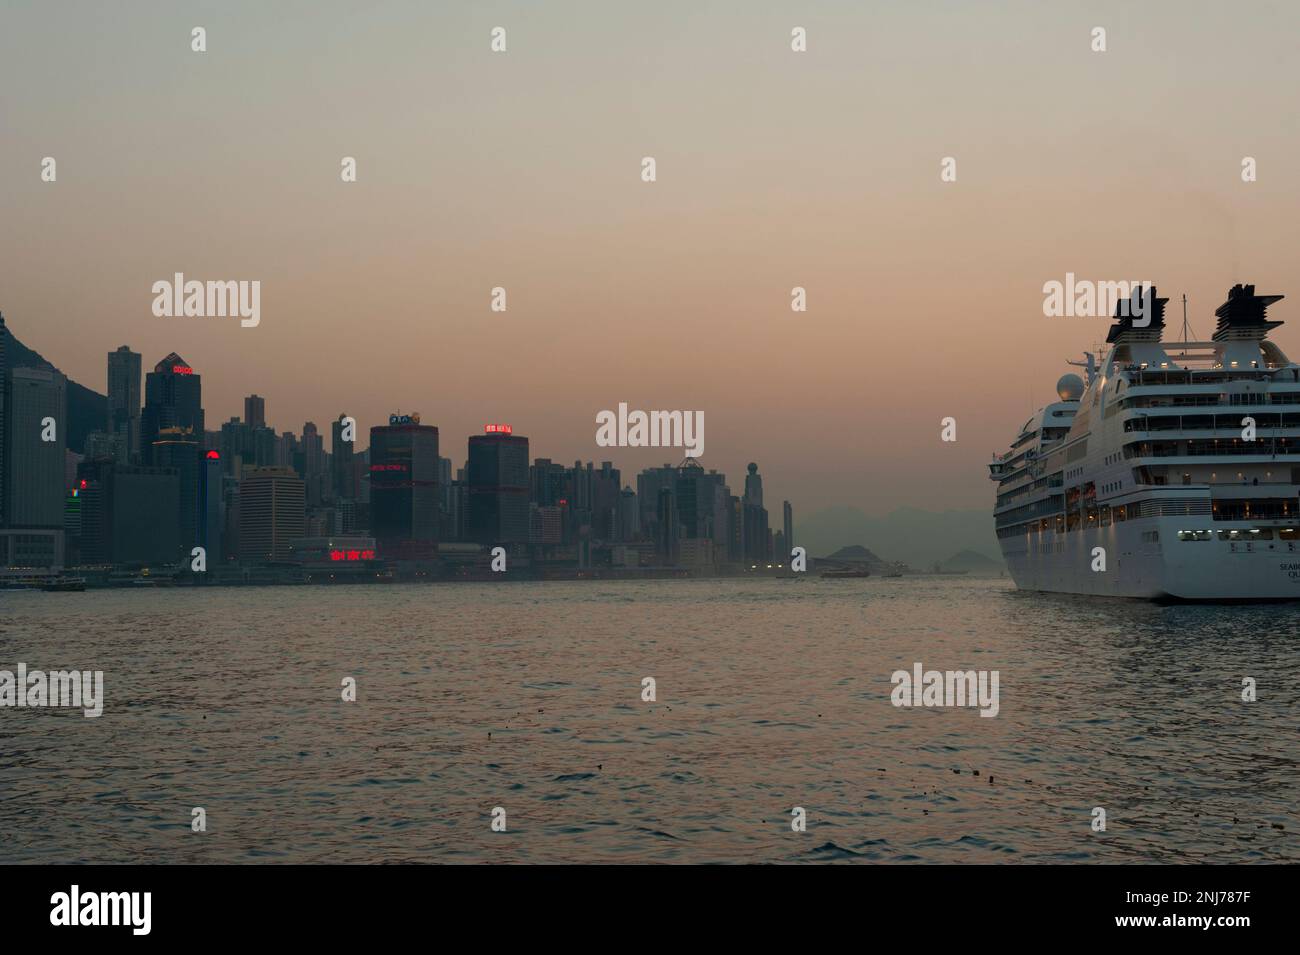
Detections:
[1105, 285, 1168, 343]
[1212, 284, 1284, 341]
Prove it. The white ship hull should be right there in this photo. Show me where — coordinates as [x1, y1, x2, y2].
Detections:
[999, 518, 1300, 600]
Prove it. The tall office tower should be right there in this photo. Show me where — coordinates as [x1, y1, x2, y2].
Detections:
[76, 458, 181, 566]
[219, 416, 264, 477]
[0, 311, 7, 526]
[674, 459, 726, 540]
[783, 500, 793, 555]
[744, 462, 764, 507]
[742, 463, 769, 563]
[636, 464, 678, 538]
[4, 367, 67, 528]
[748, 465, 764, 563]
[331, 414, 356, 501]
[200, 450, 224, 564]
[220, 417, 246, 476]
[529, 458, 568, 511]
[369, 414, 439, 558]
[106, 345, 141, 464]
[238, 466, 305, 562]
[467, 425, 529, 545]
[152, 427, 201, 558]
[569, 460, 596, 513]
[301, 422, 324, 474]
[140, 353, 203, 464]
[301, 421, 327, 504]
[244, 394, 266, 430]
[591, 461, 622, 541]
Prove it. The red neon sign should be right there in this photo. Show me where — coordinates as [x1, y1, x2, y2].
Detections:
[205, 450, 220, 459]
[172, 365, 193, 375]
[484, 423, 512, 434]
[330, 549, 376, 562]
[370, 464, 408, 472]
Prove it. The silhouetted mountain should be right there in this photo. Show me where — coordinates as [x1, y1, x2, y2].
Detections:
[824, 544, 882, 563]
[3, 321, 106, 454]
[799, 506, 1002, 570]
[939, 549, 1002, 575]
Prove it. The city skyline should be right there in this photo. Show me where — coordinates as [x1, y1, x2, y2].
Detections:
[1, 316, 802, 516]
[1, 313, 803, 577]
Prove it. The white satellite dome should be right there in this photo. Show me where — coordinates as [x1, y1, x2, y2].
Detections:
[1056, 373, 1084, 401]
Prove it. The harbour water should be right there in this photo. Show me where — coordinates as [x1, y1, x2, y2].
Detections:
[1, 577, 1296, 863]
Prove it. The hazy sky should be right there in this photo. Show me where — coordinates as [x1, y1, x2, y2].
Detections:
[2, 1, 1298, 515]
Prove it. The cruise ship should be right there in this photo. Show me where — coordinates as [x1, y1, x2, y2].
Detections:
[990, 284, 1300, 600]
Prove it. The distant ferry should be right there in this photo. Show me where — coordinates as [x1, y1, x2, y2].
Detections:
[821, 568, 871, 579]
[990, 285, 1300, 600]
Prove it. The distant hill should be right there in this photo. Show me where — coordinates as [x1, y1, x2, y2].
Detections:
[3, 320, 106, 454]
[939, 549, 1003, 575]
[824, 544, 882, 563]
[800, 505, 1002, 570]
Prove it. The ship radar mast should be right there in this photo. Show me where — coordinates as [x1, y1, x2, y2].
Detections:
[1065, 352, 1099, 386]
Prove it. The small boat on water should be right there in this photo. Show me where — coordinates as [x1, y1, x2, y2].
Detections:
[41, 576, 86, 592]
[820, 568, 871, 579]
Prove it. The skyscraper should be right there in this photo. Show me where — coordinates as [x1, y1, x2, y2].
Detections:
[592, 461, 622, 541]
[783, 500, 793, 556]
[674, 459, 726, 540]
[141, 353, 203, 463]
[301, 421, 326, 505]
[238, 466, 305, 562]
[77, 458, 181, 566]
[200, 450, 224, 564]
[636, 464, 679, 539]
[467, 424, 529, 545]
[369, 413, 439, 558]
[152, 427, 201, 559]
[331, 413, 356, 501]
[244, 394, 266, 430]
[106, 346, 141, 463]
[742, 463, 769, 562]
[3, 367, 67, 528]
[530, 458, 567, 507]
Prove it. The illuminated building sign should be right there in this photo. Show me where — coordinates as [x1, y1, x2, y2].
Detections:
[330, 549, 376, 562]
[172, 365, 193, 375]
[370, 463, 408, 472]
[205, 450, 220, 459]
[389, 413, 421, 426]
[484, 423, 512, 434]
